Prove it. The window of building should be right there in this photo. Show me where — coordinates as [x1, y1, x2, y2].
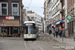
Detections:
[0, 3, 8, 15]
[2, 4, 7, 15]
[12, 3, 19, 15]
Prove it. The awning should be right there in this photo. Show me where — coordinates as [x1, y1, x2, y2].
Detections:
[0, 20, 20, 26]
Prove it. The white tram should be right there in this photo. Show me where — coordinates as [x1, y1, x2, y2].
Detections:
[23, 21, 38, 40]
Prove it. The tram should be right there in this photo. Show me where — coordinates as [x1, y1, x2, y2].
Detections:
[23, 21, 38, 40]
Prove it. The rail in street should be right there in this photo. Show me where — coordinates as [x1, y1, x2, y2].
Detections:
[0, 33, 75, 50]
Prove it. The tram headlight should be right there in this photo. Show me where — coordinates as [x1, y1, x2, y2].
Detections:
[24, 34, 27, 38]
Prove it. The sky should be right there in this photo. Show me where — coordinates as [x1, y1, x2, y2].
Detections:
[22, 0, 44, 17]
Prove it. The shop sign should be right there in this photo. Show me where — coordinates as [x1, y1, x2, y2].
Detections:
[5, 16, 14, 20]
[53, 25, 56, 28]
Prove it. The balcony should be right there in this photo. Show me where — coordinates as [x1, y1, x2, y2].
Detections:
[52, 3, 62, 16]
[46, 12, 49, 15]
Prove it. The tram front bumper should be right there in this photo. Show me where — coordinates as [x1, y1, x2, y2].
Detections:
[24, 34, 37, 39]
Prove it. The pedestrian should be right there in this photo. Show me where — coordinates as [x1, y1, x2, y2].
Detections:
[59, 30, 62, 37]
[49, 30, 52, 35]
[53, 30, 55, 37]
[53, 33, 55, 37]
[55, 30, 58, 38]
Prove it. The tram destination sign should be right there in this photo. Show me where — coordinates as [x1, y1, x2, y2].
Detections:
[25, 24, 33, 25]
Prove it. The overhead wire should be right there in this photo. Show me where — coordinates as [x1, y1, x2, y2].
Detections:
[27, 0, 32, 10]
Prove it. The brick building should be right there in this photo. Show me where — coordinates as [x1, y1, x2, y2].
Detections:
[0, 0, 23, 37]
[67, 0, 75, 37]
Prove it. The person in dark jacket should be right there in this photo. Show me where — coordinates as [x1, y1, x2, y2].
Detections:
[49, 30, 52, 35]
[59, 30, 62, 37]
[55, 30, 58, 38]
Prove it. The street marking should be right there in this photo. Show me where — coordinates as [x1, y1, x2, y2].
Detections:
[33, 42, 44, 50]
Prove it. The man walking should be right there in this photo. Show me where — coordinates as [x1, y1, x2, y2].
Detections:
[49, 30, 52, 35]
[55, 30, 58, 38]
[59, 30, 62, 37]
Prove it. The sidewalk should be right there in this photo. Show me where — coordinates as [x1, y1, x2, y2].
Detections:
[45, 33, 75, 46]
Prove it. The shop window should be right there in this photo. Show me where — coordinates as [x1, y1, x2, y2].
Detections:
[1, 27, 7, 33]
[13, 27, 18, 33]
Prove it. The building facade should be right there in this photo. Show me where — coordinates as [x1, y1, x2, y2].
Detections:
[47, 0, 53, 33]
[26, 11, 42, 33]
[67, 0, 75, 37]
[44, 0, 75, 38]
[44, 0, 50, 33]
[0, 0, 23, 37]
[44, 0, 62, 33]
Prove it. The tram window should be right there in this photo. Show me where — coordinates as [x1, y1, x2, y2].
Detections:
[23, 26, 28, 34]
[23, 24, 36, 34]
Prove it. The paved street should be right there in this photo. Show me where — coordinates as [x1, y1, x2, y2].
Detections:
[0, 33, 75, 50]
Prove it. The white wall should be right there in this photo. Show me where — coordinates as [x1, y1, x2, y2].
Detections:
[0, 3, 2, 15]
[27, 13, 35, 17]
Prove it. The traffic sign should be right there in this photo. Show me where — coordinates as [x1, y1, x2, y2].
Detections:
[53, 23, 56, 25]
[53, 20, 56, 23]
[62, 15, 65, 20]
[53, 25, 56, 28]
[67, 15, 72, 20]
[62, 20, 65, 23]
[62, 23, 65, 28]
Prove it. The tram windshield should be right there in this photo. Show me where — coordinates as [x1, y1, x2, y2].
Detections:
[23, 23, 36, 34]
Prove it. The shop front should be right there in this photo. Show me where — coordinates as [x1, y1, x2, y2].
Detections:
[0, 20, 21, 37]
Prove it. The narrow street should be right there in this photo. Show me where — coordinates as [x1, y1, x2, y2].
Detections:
[0, 33, 74, 50]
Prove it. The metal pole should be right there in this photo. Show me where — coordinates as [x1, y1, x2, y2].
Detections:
[44, 20, 45, 33]
[3, 20, 4, 38]
[62, 30, 63, 42]
[13, 25, 14, 36]
[60, 0, 64, 42]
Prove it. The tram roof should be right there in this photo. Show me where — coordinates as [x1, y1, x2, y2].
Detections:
[24, 21, 35, 24]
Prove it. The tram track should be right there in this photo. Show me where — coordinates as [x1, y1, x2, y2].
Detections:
[24, 40, 44, 50]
